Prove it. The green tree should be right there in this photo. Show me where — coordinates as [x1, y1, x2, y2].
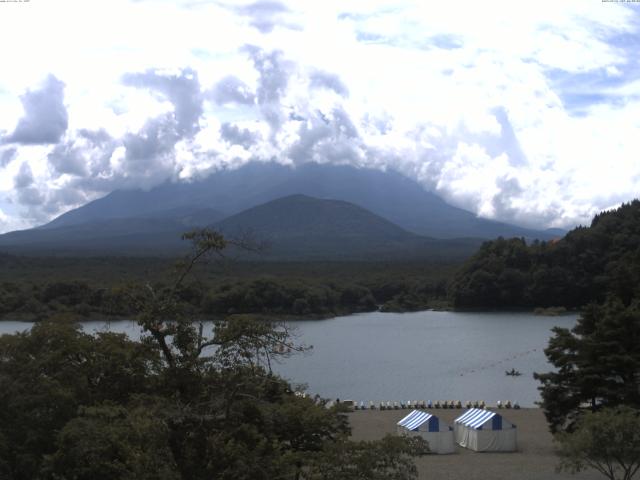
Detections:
[307, 435, 429, 480]
[556, 406, 640, 480]
[535, 300, 640, 432]
[0, 229, 427, 480]
[42, 402, 180, 480]
[0, 320, 159, 480]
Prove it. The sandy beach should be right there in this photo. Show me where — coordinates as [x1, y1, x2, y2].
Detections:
[349, 408, 602, 480]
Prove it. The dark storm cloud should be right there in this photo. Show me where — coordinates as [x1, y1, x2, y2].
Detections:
[0, 148, 17, 168]
[4, 75, 68, 145]
[14, 162, 34, 188]
[233, 1, 294, 33]
[219, 123, 260, 148]
[122, 68, 203, 137]
[309, 70, 349, 97]
[208, 75, 256, 105]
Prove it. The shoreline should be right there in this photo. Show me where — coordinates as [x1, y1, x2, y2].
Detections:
[348, 408, 600, 480]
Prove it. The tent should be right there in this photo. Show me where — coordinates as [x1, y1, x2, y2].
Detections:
[396, 410, 455, 454]
[454, 408, 517, 452]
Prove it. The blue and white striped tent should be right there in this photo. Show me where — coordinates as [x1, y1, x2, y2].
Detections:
[454, 408, 517, 452]
[397, 410, 454, 454]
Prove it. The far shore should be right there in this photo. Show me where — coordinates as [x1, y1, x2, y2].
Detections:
[349, 408, 600, 480]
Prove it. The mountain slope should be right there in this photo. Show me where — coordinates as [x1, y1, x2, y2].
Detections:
[0, 207, 225, 255]
[0, 195, 482, 260]
[41, 162, 561, 240]
[214, 195, 481, 261]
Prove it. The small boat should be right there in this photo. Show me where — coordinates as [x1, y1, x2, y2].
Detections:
[505, 368, 522, 376]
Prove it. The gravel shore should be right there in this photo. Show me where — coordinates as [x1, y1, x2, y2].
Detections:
[348, 408, 602, 480]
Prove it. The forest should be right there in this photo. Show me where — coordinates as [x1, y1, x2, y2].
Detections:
[448, 200, 640, 310]
[0, 256, 452, 320]
[0, 231, 429, 479]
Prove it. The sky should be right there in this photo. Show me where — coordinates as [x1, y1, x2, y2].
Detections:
[0, 0, 639, 233]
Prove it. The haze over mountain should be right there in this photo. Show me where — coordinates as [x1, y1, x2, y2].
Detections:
[39, 161, 561, 240]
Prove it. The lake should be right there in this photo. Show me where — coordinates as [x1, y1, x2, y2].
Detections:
[0, 310, 577, 406]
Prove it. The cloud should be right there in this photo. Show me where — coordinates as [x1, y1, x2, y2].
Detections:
[220, 122, 260, 148]
[17, 187, 45, 207]
[241, 45, 294, 135]
[14, 162, 34, 189]
[208, 75, 256, 105]
[233, 0, 295, 33]
[47, 129, 116, 179]
[48, 143, 89, 177]
[309, 70, 349, 97]
[1, 1, 640, 233]
[120, 114, 180, 182]
[4, 75, 68, 145]
[13, 162, 45, 210]
[287, 107, 362, 164]
[0, 147, 16, 168]
[122, 68, 203, 137]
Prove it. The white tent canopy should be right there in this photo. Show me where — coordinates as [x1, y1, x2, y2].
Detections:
[454, 408, 517, 452]
[397, 410, 455, 454]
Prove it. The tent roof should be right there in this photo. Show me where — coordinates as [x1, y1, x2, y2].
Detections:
[454, 408, 499, 430]
[397, 410, 434, 431]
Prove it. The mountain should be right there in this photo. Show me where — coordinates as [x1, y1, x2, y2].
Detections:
[40, 162, 562, 240]
[0, 194, 482, 260]
[214, 194, 481, 260]
[0, 207, 225, 255]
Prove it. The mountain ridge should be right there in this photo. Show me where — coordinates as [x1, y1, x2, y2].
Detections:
[39, 162, 563, 240]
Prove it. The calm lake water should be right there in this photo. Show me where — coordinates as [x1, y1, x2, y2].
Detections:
[0, 310, 577, 406]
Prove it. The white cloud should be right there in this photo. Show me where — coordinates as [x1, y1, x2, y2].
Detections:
[0, 0, 639, 233]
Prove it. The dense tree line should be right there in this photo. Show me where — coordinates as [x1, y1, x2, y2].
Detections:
[0, 230, 428, 479]
[0, 274, 450, 321]
[449, 200, 640, 309]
